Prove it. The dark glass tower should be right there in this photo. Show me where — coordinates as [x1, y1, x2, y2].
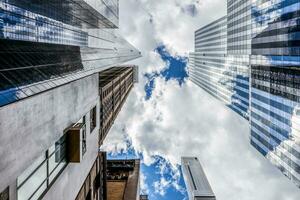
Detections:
[0, 0, 141, 107]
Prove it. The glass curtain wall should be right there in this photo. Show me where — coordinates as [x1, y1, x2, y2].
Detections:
[0, 0, 140, 107]
[226, 0, 251, 118]
[189, 17, 233, 105]
[250, 0, 300, 187]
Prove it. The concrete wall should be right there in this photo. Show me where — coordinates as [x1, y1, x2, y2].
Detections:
[43, 108, 100, 200]
[124, 160, 140, 200]
[0, 74, 100, 199]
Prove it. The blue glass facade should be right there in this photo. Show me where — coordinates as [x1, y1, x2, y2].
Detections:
[0, 0, 140, 107]
[250, 0, 300, 187]
[190, 0, 300, 187]
[189, 0, 250, 119]
[226, 0, 251, 118]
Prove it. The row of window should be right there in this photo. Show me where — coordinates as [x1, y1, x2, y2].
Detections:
[195, 17, 226, 36]
[195, 34, 227, 45]
[195, 21, 227, 37]
[4, 0, 118, 29]
[16, 106, 97, 200]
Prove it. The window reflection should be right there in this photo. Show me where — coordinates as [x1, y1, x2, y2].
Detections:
[17, 135, 67, 200]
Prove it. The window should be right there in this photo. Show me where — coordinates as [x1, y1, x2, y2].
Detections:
[0, 187, 9, 200]
[82, 116, 87, 156]
[17, 135, 67, 200]
[90, 106, 97, 133]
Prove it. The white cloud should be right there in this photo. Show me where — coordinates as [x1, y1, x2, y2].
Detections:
[101, 0, 300, 199]
[140, 172, 150, 195]
[119, 0, 226, 57]
[153, 177, 171, 196]
[103, 77, 300, 199]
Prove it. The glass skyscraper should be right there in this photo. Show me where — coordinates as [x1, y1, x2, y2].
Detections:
[0, 0, 141, 107]
[189, 0, 300, 187]
[189, 17, 232, 105]
[0, 1, 141, 199]
[226, 0, 251, 118]
[250, 0, 300, 187]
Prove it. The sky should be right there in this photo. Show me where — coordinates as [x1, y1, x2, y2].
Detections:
[101, 0, 300, 199]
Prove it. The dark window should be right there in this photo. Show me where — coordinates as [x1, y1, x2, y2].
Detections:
[86, 190, 91, 200]
[90, 106, 97, 133]
[0, 187, 9, 200]
[82, 116, 87, 156]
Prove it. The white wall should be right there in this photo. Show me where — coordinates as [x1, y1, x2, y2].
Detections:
[0, 74, 100, 199]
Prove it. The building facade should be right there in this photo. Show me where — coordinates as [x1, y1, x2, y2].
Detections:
[0, 0, 140, 107]
[181, 157, 216, 200]
[75, 152, 107, 200]
[189, 0, 300, 188]
[106, 159, 140, 200]
[99, 66, 138, 146]
[226, 0, 251, 118]
[189, 17, 231, 105]
[250, 0, 300, 187]
[189, 12, 250, 119]
[0, 1, 141, 199]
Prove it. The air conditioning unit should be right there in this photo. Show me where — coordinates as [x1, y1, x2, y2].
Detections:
[66, 123, 86, 163]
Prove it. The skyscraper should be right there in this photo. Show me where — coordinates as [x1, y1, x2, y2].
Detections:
[189, 0, 300, 188]
[226, 0, 251, 119]
[189, 3, 250, 119]
[0, 0, 141, 107]
[189, 17, 230, 106]
[181, 157, 216, 200]
[98, 66, 138, 146]
[106, 159, 141, 200]
[250, 0, 300, 187]
[0, 1, 141, 199]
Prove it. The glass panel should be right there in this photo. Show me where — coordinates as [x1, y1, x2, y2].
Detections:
[30, 182, 47, 200]
[17, 161, 47, 200]
[49, 159, 67, 183]
[17, 154, 46, 186]
[54, 135, 67, 165]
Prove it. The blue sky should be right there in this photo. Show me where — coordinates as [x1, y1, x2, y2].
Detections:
[144, 45, 188, 100]
[109, 45, 188, 200]
[104, 1, 300, 199]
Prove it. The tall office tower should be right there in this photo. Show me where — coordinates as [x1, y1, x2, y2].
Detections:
[0, 1, 141, 200]
[189, 0, 300, 188]
[226, 0, 251, 118]
[189, 17, 233, 106]
[250, 0, 300, 187]
[98, 66, 138, 146]
[189, 0, 251, 119]
[0, 0, 141, 107]
[106, 159, 141, 200]
[181, 157, 216, 200]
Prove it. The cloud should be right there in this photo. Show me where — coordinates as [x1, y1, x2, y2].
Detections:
[119, 0, 227, 57]
[101, 0, 300, 199]
[140, 172, 150, 195]
[181, 4, 198, 17]
[153, 177, 171, 196]
[103, 77, 300, 199]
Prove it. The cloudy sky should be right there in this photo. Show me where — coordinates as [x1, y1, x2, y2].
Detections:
[102, 0, 300, 199]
